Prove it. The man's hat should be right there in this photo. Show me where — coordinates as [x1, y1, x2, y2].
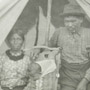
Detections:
[60, 3, 85, 17]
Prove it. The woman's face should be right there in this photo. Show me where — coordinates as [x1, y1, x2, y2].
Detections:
[9, 33, 24, 51]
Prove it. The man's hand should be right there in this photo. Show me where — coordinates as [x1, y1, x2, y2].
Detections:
[30, 49, 41, 60]
[76, 78, 88, 90]
[57, 84, 61, 90]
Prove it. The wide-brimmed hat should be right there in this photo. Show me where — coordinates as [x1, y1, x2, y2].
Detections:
[60, 3, 85, 17]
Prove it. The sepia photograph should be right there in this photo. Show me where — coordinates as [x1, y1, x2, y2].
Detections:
[0, 0, 90, 90]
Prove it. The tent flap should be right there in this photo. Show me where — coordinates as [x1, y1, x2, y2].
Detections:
[0, 0, 29, 47]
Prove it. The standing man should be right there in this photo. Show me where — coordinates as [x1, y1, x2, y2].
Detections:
[48, 3, 90, 90]
[30, 3, 90, 90]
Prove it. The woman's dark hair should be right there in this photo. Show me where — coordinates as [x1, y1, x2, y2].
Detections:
[6, 29, 25, 47]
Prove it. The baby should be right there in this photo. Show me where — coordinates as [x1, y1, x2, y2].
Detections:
[29, 62, 42, 81]
[29, 48, 59, 80]
[23, 63, 42, 90]
[27, 47, 60, 90]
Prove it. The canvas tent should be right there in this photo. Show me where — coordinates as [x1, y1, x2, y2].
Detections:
[0, 0, 90, 90]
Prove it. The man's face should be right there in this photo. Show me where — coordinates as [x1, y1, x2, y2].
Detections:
[64, 16, 83, 33]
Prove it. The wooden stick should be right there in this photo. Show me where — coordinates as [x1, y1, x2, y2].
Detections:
[45, 0, 52, 46]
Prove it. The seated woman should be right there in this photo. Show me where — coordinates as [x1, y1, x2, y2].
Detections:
[0, 29, 32, 90]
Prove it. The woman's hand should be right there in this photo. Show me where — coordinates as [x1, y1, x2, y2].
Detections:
[76, 78, 88, 90]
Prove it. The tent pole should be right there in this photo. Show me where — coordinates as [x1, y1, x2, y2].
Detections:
[45, 0, 52, 46]
[44, 1, 59, 90]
